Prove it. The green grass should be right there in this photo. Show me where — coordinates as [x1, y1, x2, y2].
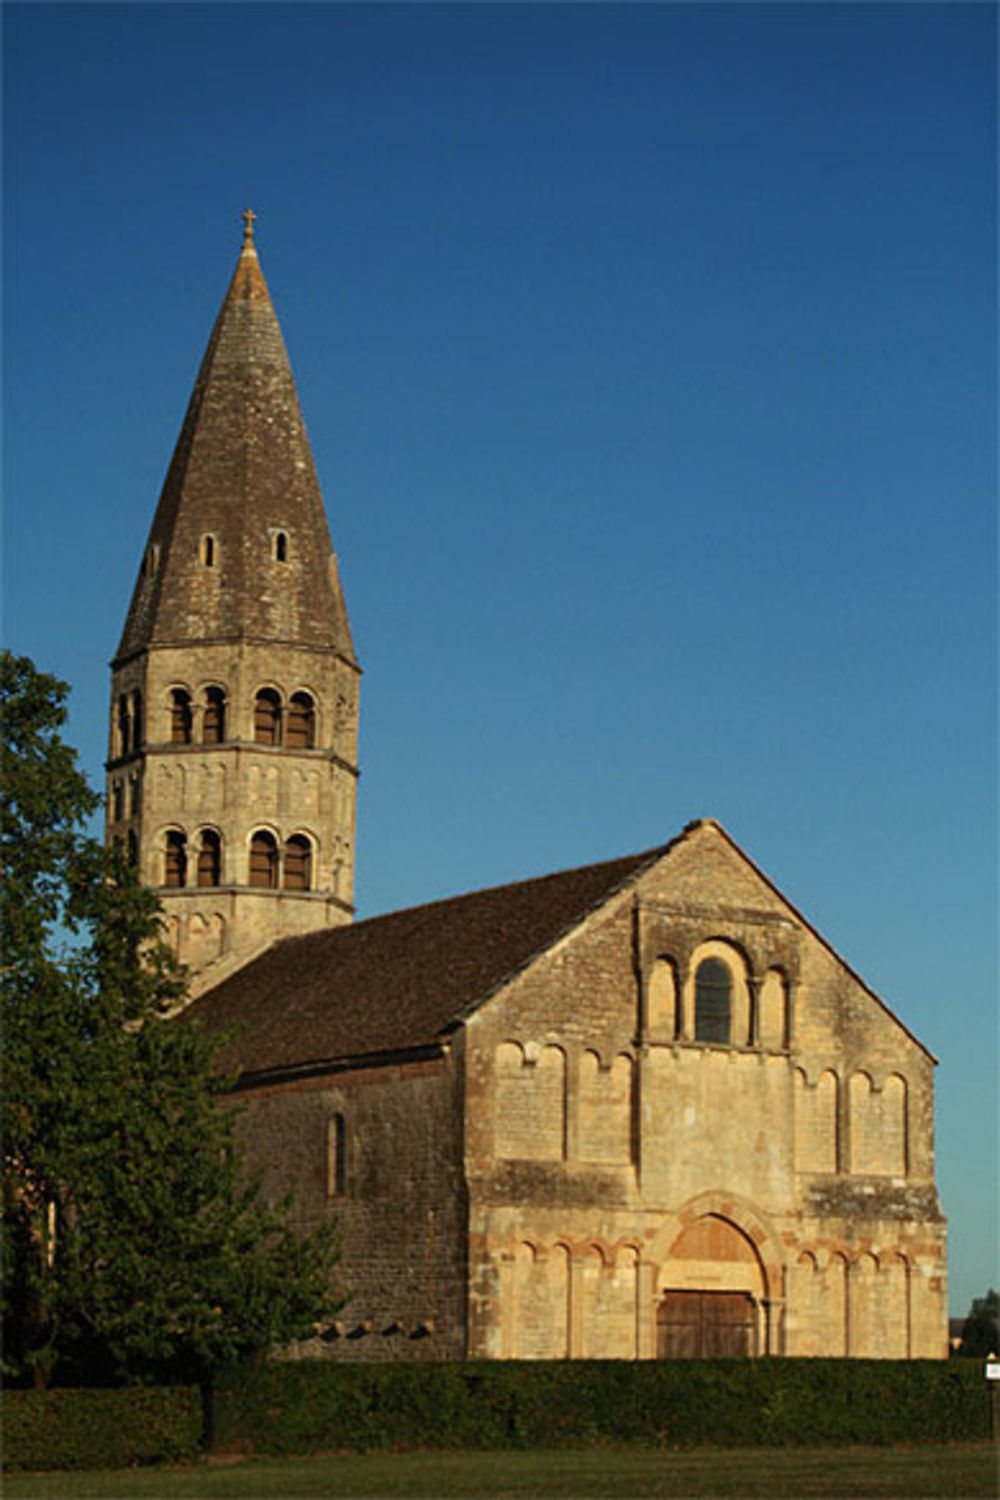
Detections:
[5, 1444, 998, 1499]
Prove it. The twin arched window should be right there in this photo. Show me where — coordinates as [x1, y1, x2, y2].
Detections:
[249, 831, 313, 890]
[253, 689, 315, 748]
[169, 687, 227, 745]
[163, 829, 222, 888]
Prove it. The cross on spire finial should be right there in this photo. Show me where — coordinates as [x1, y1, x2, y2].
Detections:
[241, 207, 257, 245]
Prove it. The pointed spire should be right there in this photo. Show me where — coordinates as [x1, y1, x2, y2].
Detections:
[115, 217, 355, 665]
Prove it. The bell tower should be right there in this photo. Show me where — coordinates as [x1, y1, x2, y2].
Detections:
[106, 212, 360, 995]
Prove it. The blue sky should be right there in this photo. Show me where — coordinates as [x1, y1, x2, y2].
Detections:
[4, 3, 995, 1316]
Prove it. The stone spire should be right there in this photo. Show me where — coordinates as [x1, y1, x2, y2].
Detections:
[106, 215, 361, 998]
[115, 212, 354, 666]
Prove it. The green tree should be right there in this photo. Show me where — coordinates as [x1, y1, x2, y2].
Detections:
[2, 651, 341, 1387]
[957, 1289, 1000, 1359]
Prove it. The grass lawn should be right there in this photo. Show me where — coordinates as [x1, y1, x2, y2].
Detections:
[5, 1444, 998, 1499]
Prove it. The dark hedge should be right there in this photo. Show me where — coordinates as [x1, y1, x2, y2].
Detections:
[3, 1385, 203, 1471]
[210, 1358, 990, 1456]
[5, 1361, 987, 1469]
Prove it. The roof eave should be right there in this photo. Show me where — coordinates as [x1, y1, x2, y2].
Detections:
[226, 1039, 449, 1093]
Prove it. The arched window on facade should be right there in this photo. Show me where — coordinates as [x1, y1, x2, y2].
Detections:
[694, 957, 732, 1044]
[126, 830, 139, 869]
[327, 1114, 346, 1198]
[200, 533, 216, 567]
[131, 689, 143, 749]
[164, 830, 187, 888]
[203, 687, 226, 744]
[272, 529, 288, 563]
[111, 781, 124, 823]
[129, 773, 142, 817]
[197, 829, 222, 887]
[117, 694, 131, 756]
[285, 692, 316, 749]
[170, 688, 193, 744]
[254, 689, 282, 746]
[249, 831, 279, 888]
[283, 834, 312, 890]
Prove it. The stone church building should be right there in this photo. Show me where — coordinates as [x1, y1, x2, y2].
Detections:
[107, 216, 948, 1362]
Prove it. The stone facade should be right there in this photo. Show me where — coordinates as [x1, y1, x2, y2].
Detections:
[460, 824, 945, 1361]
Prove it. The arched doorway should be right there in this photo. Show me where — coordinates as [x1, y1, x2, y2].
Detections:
[656, 1213, 766, 1359]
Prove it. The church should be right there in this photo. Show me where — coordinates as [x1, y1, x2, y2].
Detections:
[105, 215, 948, 1363]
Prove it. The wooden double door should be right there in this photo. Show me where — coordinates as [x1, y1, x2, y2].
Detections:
[656, 1290, 758, 1358]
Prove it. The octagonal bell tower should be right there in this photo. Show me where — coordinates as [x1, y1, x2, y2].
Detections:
[106, 212, 360, 996]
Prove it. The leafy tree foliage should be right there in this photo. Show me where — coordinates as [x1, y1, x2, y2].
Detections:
[2, 652, 341, 1387]
[957, 1289, 1000, 1359]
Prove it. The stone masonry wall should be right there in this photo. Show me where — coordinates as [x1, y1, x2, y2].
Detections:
[236, 1050, 467, 1362]
[106, 638, 359, 994]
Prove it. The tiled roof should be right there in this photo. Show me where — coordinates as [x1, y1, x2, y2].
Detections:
[182, 844, 666, 1080]
[115, 220, 354, 664]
